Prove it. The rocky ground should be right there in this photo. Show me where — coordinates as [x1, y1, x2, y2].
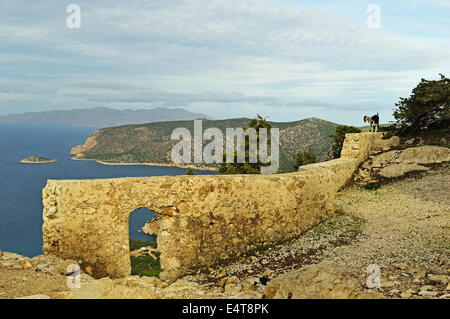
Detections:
[1, 164, 449, 299]
[191, 163, 449, 299]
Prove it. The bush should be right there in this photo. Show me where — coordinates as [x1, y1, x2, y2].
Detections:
[130, 254, 162, 277]
[129, 240, 161, 277]
[393, 74, 449, 135]
[329, 125, 361, 158]
[364, 182, 381, 191]
[294, 150, 317, 170]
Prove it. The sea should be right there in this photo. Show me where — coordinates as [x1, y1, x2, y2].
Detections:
[0, 122, 217, 257]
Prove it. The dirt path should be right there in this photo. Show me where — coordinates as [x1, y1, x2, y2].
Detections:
[329, 166, 449, 297]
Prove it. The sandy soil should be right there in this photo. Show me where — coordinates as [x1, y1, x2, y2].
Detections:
[0, 268, 67, 299]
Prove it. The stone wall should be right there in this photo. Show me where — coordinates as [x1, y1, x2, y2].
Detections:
[300, 132, 387, 192]
[42, 132, 387, 281]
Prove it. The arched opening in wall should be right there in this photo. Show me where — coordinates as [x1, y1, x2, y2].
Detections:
[129, 207, 161, 278]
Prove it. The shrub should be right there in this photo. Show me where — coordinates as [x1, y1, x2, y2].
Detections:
[130, 254, 162, 277]
[364, 182, 381, 190]
[293, 150, 317, 170]
[129, 240, 161, 277]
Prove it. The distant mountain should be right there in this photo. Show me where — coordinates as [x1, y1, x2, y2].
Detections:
[0, 107, 213, 127]
[71, 117, 338, 173]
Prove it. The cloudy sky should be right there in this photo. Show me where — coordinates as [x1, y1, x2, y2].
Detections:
[0, 0, 449, 125]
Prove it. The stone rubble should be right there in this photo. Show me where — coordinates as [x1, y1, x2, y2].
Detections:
[355, 145, 450, 183]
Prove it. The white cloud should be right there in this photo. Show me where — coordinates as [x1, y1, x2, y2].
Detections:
[0, 0, 448, 125]
[432, 0, 450, 8]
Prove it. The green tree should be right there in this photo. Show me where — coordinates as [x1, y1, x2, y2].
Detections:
[329, 125, 361, 159]
[393, 74, 450, 135]
[184, 168, 197, 175]
[293, 150, 317, 170]
[219, 115, 274, 174]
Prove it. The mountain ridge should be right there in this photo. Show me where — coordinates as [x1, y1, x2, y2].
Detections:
[0, 107, 213, 127]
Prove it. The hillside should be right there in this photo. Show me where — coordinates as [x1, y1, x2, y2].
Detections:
[71, 117, 338, 173]
[0, 107, 212, 127]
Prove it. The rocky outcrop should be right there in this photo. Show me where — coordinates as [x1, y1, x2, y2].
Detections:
[141, 214, 162, 236]
[130, 246, 158, 259]
[60, 276, 227, 299]
[379, 163, 429, 178]
[70, 131, 99, 158]
[0, 251, 85, 276]
[264, 262, 383, 299]
[0, 252, 33, 270]
[356, 146, 450, 183]
[20, 156, 57, 164]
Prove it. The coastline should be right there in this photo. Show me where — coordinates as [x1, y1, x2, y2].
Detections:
[70, 157, 218, 171]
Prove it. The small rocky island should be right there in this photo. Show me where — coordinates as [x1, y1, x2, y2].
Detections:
[20, 156, 57, 164]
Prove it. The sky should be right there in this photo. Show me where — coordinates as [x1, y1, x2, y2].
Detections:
[0, 0, 449, 125]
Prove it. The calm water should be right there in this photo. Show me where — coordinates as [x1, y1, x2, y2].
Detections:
[0, 123, 217, 257]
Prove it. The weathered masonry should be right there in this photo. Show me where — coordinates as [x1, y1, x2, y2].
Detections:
[42, 133, 396, 281]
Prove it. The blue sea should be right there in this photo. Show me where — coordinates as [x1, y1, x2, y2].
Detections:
[0, 123, 217, 257]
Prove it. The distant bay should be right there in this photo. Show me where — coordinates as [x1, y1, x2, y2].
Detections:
[0, 123, 217, 257]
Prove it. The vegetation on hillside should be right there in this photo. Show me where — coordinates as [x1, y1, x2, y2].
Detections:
[129, 240, 161, 277]
[130, 254, 162, 277]
[77, 117, 338, 173]
[293, 150, 317, 170]
[329, 125, 362, 158]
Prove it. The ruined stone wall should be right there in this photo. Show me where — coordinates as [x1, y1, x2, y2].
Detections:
[341, 132, 384, 161]
[299, 132, 386, 192]
[42, 132, 386, 281]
